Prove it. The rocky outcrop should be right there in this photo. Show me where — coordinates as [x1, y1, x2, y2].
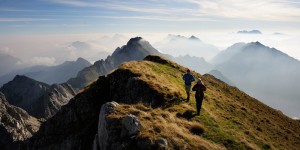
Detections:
[0, 92, 40, 149]
[33, 83, 76, 119]
[0, 75, 76, 119]
[67, 37, 160, 89]
[93, 102, 166, 150]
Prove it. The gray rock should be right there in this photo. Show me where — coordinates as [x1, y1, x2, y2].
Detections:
[121, 114, 142, 137]
[0, 92, 40, 149]
[155, 138, 168, 149]
[97, 101, 119, 150]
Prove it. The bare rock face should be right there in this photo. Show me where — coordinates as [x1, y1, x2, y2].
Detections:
[34, 83, 76, 119]
[0, 75, 76, 119]
[95, 101, 119, 150]
[121, 114, 143, 137]
[93, 101, 156, 150]
[0, 92, 40, 149]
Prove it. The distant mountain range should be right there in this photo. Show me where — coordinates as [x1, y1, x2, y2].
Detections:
[67, 37, 215, 89]
[237, 30, 262, 34]
[2, 36, 299, 119]
[154, 34, 220, 60]
[0, 75, 76, 119]
[172, 55, 213, 74]
[0, 57, 91, 86]
[213, 41, 300, 118]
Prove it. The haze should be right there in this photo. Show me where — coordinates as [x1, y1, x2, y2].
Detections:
[0, 0, 300, 118]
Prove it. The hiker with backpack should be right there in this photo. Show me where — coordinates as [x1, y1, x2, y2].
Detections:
[182, 69, 195, 101]
[192, 78, 207, 115]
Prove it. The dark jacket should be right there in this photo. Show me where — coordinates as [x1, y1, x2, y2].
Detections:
[183, 73, 195, 86]
[192, 82, 206, 96]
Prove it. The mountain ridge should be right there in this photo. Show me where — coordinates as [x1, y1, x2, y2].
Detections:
[23, 55, 300, 150]
[67, 37, 160, 89]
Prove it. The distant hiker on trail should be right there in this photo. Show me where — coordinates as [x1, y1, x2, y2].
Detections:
[183, 69, 195, 101]
[192, 78, 206, 115]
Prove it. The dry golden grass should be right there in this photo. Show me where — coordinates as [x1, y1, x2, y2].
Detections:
[108, 103, 225, 150]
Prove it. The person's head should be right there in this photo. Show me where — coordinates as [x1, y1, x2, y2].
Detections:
[187, 69, 190, 74]
[197, 78, 202, 84]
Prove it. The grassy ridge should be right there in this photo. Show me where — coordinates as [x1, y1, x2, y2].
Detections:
[111, 55, 300, 150]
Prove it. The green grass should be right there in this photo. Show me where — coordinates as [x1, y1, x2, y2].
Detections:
[114, 55, 300, 150]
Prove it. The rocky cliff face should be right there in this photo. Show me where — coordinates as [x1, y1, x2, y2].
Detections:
[67, 37, 160, 89]
[23, 55, 300, 150]
[0, 75, 76, 119]
[33, 83, 76, 119]
[0, 92, 40, 149]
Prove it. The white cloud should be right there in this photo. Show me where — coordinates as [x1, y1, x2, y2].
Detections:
[188, 0, 300, 22]
[95, 15, 215, 22]
[44, 0, 300, 22]
[30, 57, 56, 66]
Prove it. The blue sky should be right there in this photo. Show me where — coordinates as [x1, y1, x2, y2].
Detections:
[0, 0, 300, 66]
[1, 0, 300, 35]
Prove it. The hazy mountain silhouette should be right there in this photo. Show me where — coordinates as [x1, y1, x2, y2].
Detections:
[214, 41, 300, 118]
[0, 53, 23, 77]
[22, 55, 300, 149]
[0, 57, 91, 86]
[208, 69, 235, 86]
[154, 34, 220, 60]
[172, 55, 213, 74]
[0, 75, 76, 119]
[237, 30, 262, 34]
[211, 42, 246, 65]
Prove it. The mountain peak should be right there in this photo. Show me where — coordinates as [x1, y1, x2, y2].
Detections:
[189, 35, 200, 41]
[242, 41, 267, 50]
[11, 75, 49, 87]
[252, 41, 263, 46]
[126, 37, 143, 45]
[68, 37, 161, 89]
[76, 57, 91, 65]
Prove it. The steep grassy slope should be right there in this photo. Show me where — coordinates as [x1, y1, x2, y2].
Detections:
[113, 55, 300, 149]
[25, 55, 300, 150]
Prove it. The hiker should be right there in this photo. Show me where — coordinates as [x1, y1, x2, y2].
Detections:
[192, 78, 206, 115]
[183, 69, 195, 101]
